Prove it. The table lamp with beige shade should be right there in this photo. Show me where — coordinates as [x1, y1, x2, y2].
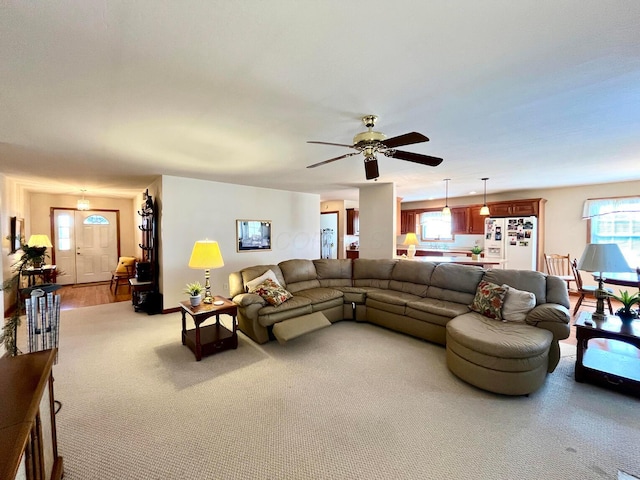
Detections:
[577, 243, 632, 319]
[188, 240, 225, 305]
[404, 232, 420, 259]
[26, 234, 53, 268]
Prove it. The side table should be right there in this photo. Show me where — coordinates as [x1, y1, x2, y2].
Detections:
[180, 297, 238, 361]
[574, 311, 640, 397]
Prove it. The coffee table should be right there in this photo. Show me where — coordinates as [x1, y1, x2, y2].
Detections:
[574, 311, 640, 397]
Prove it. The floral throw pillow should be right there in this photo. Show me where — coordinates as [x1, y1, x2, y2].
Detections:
[250, 278, 292, 306]
[469, 280, 508, 320]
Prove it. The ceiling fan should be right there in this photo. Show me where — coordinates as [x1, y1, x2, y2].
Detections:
[307, 115, 443, 180]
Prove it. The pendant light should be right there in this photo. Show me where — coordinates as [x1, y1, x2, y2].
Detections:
[479, 178, 490, 216]
[77, 189, 90, 211]
[442, 178, 451, 216]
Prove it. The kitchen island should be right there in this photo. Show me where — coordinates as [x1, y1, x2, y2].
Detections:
[394, 255, 507, 269]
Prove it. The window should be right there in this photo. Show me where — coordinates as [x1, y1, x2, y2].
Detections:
[57, 214, 71, 251]
[83, 215, 109, 225]
[584, 197, 640, 268]
[420, 211, 453, 241]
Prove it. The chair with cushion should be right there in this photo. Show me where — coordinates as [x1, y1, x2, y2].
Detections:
[544, 253, 575, 291]
[110, 257, 137, 295]
[570, 259, 613, 315]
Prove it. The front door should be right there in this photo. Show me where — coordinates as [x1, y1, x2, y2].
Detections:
[53, 209, 119, 285]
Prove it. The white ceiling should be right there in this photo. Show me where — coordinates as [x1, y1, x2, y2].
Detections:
[1, 1, 639, 202]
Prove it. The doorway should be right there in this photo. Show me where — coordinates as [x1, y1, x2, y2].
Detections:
[320, 211, 339, 259]
[52, 209, 120, 285]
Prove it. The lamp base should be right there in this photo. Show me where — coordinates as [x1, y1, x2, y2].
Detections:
[203, 269, 213, 304]
[593, 277, 609, 319]
[407, 245, 416, 259]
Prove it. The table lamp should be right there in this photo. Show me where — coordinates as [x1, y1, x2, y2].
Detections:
[26, 234, 53, 268]
[404, 232, 420, 259]
[577, 243, 631, 319]
[188, 240, 225, 304]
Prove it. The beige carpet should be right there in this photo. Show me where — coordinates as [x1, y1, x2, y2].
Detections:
[44, 303, 639, 479]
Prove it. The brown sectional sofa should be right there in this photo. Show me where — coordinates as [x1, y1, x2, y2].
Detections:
[229, 258, 571, 395]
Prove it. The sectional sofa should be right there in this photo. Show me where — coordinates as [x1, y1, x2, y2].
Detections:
[229, 258, 571, 395]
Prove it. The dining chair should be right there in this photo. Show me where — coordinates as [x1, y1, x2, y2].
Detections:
[570, 259, 613, 315]
[110, 256, 137, 295]
[544, 253, 576, 291]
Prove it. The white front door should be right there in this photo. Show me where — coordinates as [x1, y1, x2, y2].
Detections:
[53, 209, 119, 285]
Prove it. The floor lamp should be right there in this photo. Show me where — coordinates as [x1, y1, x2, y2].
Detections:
[577, 243, 631, 319]
[188, 240, 225, 305]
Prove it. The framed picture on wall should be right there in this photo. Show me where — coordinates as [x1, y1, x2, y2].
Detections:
[10, 216, 24, 253]
[236, 220, 272, 252]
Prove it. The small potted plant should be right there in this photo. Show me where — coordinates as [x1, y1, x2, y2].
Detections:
[470, 245, 483, 261]
[184, 281, 204, 307]
[611, 290, 639, 323]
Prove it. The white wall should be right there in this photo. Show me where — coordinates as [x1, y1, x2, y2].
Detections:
[159, 175, 320, 309]
[359, 183, 396, 259]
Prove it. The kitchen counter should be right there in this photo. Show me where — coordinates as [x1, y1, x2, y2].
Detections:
[396, 248, 476, 256]
[394, 255, 506, 268]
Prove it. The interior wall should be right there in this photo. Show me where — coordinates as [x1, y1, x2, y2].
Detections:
[321, 200, 346, 258]
[159, 175, 320, 309]
[29, 193, 138, 260]
[359, 183, 396, 259]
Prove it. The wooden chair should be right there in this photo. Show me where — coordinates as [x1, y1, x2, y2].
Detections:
[570, 259, 613, 315]
[110, 257, 137, 295]
[544, 253, 576, 291]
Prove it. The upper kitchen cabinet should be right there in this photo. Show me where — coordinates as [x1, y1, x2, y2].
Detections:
[400, 210, 417, 234]
[451, 206, 485, 235]
[346, 208, 359, 235]
[487, 199, 544, 217]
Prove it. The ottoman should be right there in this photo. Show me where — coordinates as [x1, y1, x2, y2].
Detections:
[445, 313, 553, 396]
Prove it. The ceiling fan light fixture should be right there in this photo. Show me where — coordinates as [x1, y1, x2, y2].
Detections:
[480, 178, 490, 216]
[442, 178, 451, 216]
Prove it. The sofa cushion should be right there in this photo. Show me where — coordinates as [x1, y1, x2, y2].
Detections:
[388, 260, 435, 297]
[251, 278, 293, 306]
[367, 289, 422, 306]
[245, 269, 281, 292]
[279, 259, 321, 293]
[470, 280, 508, 320]
[406, 297, 471, 323]
[313, 259, 353, 287]
[241, 265, 286, 289]
[353, 258, 397, 289]
[483, 269, 547, 305]
[257, 297, 313, 327]
[501, 285, 536, 322]
[427, 263, 485, 305]
[294, 287, 343, 304]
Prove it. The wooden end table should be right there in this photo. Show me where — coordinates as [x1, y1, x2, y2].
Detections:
[574, 311, 640, 397]
[180, 297, 238, 361]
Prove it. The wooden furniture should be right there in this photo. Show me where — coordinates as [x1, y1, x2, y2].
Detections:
[346, 208, 359, 235]
[134, 190, 161, 313]
[129, 278, 155, 312]
[574, 312, 640, 397]
[180, 297, 238, 361]
[571, 260, 613, 315]
[346, 250, 359, 259]
[109, 256, 136, 295]
[544, 253, 576, 291]
[22, 266, 57, 288]
[0, 349, 63, 480]
[594, 269, 640, 289]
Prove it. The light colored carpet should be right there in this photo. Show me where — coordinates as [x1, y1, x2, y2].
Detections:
[45, 303, 639, 479]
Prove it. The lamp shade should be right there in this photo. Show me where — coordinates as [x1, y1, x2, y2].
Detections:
[188, 240, 225, 269]
[27, 234, 52, 248]
[577, 243, 631, 273]
[404, 232, 420, 246]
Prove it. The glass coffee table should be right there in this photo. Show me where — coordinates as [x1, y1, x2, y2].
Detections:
[574, 311, 640, 397]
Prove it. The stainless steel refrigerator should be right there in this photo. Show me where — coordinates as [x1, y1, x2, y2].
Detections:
[484, 216, 537, 270]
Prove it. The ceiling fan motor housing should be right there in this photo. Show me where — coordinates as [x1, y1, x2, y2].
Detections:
[353, 130, 386, 146]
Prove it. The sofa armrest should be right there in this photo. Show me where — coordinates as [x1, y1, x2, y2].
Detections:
[233, 293, 266, 307]
[525, 303, 570, 325]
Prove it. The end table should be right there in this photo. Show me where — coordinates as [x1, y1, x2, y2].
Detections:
[574, 311, 640, 397]
[180, 297, 238, 361]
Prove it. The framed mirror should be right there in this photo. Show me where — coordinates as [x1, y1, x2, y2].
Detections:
[236, 220, 272, 252]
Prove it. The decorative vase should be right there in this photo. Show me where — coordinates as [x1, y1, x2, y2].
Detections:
[190, 294, 201, 307]
[471, 254, 480, 261]
[616, 308, 638, 324]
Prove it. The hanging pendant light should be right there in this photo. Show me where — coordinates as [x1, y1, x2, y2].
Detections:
[479, 178, 490, 216]
[442, 178, 451, 216]
[77, 189, 90, 211]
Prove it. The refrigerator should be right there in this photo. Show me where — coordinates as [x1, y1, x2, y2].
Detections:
[484, 216, 537, 270]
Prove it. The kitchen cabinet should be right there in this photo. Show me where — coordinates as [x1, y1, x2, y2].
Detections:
[400, 210, 417, 235]
[450, 206, 485, 235]
[487, 199, 542, 217]
[346, 250, 359, 259]
[346, 208, 359, 235]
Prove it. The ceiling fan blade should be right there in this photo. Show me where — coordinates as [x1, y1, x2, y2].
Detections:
[386, 150, 443, 167]
[364, 158, 379, 180]
[381, 132, 429, 149]
[307, 141, 355, 148]
[307, 152, 359, 169]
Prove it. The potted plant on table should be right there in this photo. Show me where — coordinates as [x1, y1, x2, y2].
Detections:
[184, 281, 204, 307]
[610, 290, 640, 323]
[470, 245, 483, 261]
